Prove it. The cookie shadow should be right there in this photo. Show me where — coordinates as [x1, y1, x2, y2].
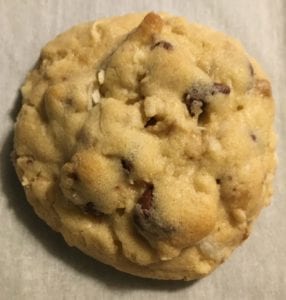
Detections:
[0, 90, 196, 291]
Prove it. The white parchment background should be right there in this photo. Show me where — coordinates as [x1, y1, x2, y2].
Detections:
[0, 0, 285, 299]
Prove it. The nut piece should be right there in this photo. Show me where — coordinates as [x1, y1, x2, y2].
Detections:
[131, 12, 163, 43]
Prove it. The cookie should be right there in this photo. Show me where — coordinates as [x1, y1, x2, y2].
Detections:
[13, 12, 276, 280]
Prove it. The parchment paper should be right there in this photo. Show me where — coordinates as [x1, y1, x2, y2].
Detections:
[0, 0, 285, 299]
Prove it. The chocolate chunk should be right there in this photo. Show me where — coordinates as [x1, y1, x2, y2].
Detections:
[83, 202, 104, 216]
[216, 178, 221, 185]
[144, 116, 158, 127]
[134, 184, 176, 239]
[184, 83, 230, 117]
[121, 159, 132, 173]
[151, 40, 173, 50]
[211, 83, 231, 95]
[138, 184, 154, 216]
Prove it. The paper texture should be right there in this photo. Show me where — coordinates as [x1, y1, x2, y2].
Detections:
[0, 0, 285, 299]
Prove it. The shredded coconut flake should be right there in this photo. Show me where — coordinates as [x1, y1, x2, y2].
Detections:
[97, 70, 105, 85]
[21, 176, 29, 186]
[92, 89, 101, 105]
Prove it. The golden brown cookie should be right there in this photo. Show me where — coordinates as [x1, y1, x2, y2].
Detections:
[13, 12, 276, 280]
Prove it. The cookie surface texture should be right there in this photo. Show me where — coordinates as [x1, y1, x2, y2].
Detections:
[13, 12, 276, 280]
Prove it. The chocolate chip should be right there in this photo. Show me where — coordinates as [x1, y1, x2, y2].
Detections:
[250, 133, 257, 141]
[83, 202, 104, 216]
[151, 40, 173, 50]
[121, 159, 132, 173]
[144, 116, 157, 127]
[216, 178, 221, 185]
[138, 184, 154, 217]
[211, 83, 231, 95]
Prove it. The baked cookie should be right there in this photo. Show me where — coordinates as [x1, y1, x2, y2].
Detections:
[13, 12, 276, 280]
